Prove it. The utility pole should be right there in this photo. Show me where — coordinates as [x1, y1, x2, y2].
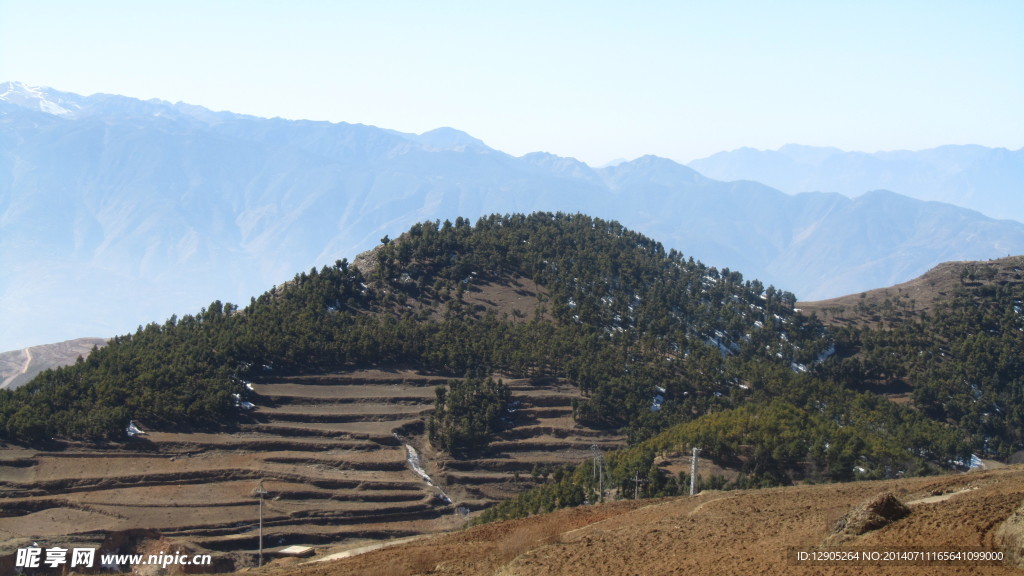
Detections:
[591, 445, 604, 503]
[253, 481, 268, 567]
[690, 447, 701, 496]
[632, 472, 642, 500]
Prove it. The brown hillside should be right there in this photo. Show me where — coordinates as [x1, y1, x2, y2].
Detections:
[271, 465, 1024, 576]
[0, 337, 108, 390]
[799, 256, 1024, 328]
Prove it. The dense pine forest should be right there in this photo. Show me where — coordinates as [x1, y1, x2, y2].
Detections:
[3, 212, 1015, 507]
[816, 258, 1024, 459]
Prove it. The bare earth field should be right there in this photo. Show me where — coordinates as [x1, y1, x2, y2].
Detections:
[272, 465, 1024, 576]
[0, 368, 623, 571]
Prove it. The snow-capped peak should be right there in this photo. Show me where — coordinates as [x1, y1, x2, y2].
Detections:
[0, 81, 81, 117]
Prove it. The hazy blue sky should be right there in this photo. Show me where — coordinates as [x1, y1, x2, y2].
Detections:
[2, 1, 1021, 165]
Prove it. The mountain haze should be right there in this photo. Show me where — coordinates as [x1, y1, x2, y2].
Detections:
[689, 144, 1024, 222]
[2, 81, 1023, 350]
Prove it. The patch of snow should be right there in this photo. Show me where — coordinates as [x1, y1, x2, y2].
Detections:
[232, 393, 255, 409]
[399, 439, 452, 504]
[650, 393, 665, 412]
[969, 382, 982, 400]
[0, 81, 78, 116]
[816, 344, 836, 364]
[39, 99, 72, 116]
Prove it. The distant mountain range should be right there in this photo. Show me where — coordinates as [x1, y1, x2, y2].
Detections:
[689, 143, 1024, 222]
[2, 80, 1023, 350]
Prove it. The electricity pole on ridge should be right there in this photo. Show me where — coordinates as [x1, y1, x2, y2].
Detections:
[253, 480, 268, 567]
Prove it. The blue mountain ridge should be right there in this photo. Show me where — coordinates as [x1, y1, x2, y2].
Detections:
[689, 143, 1024, 222]
[2, 81, 1023, 350]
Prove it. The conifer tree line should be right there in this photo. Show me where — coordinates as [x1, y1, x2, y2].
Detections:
[427, 375, 511, 457]
[821, 268, 1024, 459]
[0, 212, 807, 443]
[0, 212, 996, 494]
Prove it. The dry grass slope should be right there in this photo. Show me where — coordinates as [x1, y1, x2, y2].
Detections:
[275, 465, 1024, 576]
[799, 255, 1024, 328]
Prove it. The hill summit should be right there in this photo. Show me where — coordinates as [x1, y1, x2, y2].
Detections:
[1, 213, 980, 473]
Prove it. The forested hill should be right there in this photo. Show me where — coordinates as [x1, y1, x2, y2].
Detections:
[804, 256, 1024, 459]
[0, 213, 976, 485]
[0, 213, 798, 440]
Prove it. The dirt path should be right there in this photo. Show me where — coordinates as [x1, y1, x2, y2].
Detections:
[0, 347, 30, 389]
[307, 535, 429, 563]
[906, 486, 977, 505]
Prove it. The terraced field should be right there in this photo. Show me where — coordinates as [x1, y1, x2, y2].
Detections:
[0, 368, 623, 570]
[436, 378, 625, 507]
[285, 464, 1024, 576]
